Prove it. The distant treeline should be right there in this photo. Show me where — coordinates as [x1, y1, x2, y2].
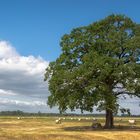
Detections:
[0, 110, 139, 117]
[0, 110, 105, 117]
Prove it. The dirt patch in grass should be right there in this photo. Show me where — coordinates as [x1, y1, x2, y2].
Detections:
[63, 125, 140, 132]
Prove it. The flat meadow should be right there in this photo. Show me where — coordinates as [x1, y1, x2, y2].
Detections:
[0, 116, 140, 140]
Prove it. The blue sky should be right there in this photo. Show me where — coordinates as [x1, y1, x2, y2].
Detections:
[0, 0, 140, 114]
[0, 0, 140, 61]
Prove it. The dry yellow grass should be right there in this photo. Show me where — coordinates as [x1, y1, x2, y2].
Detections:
[0, 116, 139, 140]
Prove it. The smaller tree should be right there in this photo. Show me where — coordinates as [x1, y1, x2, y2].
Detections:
[45, 14, 140, 128]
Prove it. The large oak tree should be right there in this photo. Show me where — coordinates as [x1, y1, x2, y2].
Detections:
[45, 15, 140, 128]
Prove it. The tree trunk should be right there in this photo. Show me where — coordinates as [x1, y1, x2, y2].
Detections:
[104, 108, 114, 129]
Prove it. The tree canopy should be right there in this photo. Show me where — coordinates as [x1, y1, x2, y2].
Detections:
[44, 14, 140, 128]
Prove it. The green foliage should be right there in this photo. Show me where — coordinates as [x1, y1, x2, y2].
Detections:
[120, 108, 131, 116]
[45, 14, 140, 114]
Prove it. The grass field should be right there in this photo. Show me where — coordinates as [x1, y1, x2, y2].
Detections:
[0, 116, 140, 140]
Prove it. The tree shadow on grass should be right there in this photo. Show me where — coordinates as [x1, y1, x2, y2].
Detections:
[62, 125, 140, 132]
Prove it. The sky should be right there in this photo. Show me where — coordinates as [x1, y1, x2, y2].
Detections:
[0, 0, 140, 114]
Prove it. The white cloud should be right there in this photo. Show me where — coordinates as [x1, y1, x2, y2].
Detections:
[0, 41, 48, 75]
[0, 89, 17, 96]
[0, 41, 19, 58]
[0, 98, 46, 106]
[0, 40, 52, 112]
